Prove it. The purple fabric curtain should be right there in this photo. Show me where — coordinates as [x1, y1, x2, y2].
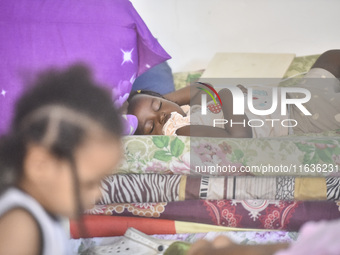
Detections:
[0, 0, 170, 134]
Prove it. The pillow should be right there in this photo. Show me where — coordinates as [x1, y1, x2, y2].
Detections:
[0, 0, 170, 135]
[132, 61, 175, 95]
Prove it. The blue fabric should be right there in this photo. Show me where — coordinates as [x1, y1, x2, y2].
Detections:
[132, 61, 175, 95]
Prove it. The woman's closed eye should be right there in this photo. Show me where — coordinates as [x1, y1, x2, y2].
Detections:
[149, 122, 155, 134]
[144, 99, 163, 134]
[152, 99, 162, 111]
[145, 120, 155, 134]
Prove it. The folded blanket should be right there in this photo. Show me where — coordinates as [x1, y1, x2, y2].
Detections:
[70, 215, 258, 238]
[98, 174, 340, 203]
[117, 133, 340, 176]
[87, 200, 340, 231]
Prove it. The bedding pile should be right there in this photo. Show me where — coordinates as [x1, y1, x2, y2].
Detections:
[71, 55, 340, 254]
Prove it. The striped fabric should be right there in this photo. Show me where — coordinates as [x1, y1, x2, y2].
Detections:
[326, 177, 340, 200]
[98, 175, 340, 204]
[99, 174, 181, 204]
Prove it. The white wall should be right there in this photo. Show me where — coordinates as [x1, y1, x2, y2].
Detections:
[130, 0, 340, 72]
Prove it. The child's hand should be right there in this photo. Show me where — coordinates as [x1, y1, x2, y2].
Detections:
[187, 236, 289, 255]
[187, 236, 235, 255]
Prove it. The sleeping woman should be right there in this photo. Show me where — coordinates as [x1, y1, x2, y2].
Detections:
[127, 50, 340, 138]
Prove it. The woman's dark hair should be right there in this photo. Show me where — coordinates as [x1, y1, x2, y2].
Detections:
[127, 89, 164, 103]
[0, 65, 122, 236]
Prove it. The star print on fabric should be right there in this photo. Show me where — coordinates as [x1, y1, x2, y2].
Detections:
[1, 89, 6, 97]
[129, 73, 136, 84]
[121, 48, 134, 65]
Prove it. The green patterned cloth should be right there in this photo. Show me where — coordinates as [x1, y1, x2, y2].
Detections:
[116, 130, 340, 176]
[173, 70, 204, 90]
[283, 55, 320, 78]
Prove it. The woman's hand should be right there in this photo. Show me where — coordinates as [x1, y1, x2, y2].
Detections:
[119, 100, 129, 115]
[163, 83, 215, 106]
[237, 84, 248, 94]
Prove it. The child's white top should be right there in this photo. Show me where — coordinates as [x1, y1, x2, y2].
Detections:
[0, 188, 70, 255]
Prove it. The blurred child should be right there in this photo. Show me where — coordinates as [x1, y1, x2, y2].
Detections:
[0, 66, 123, 254]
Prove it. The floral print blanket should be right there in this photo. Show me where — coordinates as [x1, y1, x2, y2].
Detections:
[116, 130, 340, 177]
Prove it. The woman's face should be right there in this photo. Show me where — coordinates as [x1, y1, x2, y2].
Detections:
[128, 94, 185, 135]
[22, 134, 122, 219]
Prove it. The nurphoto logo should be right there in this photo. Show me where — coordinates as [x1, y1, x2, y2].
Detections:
[197, 82, 311, 128]
[198, 82, 311, 116]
